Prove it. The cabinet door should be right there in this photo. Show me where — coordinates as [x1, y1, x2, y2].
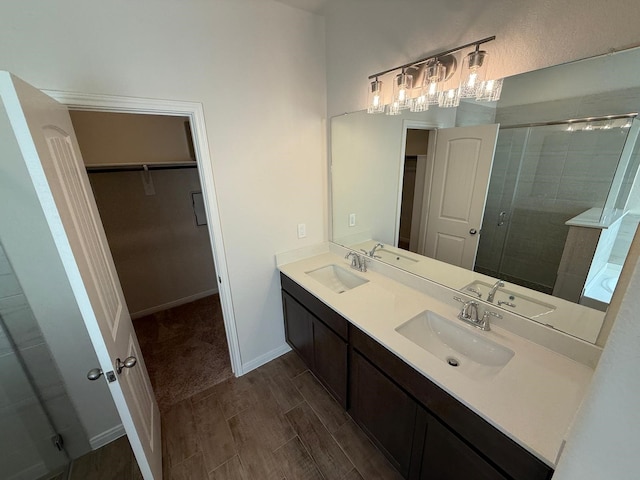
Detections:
[350, 349, 417, 477]
[419, 413, 509, 480]
[313, 318, 348, 408]
[282, 291, 314, 368]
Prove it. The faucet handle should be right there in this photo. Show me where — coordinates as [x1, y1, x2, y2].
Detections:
[483, 310, 503, 320]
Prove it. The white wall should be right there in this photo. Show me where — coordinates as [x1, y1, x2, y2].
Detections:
[553, 228, 640, 479]
[0, 0, 327, 371]
[331, 108, 455, 246]
[324, 0, 640, 117]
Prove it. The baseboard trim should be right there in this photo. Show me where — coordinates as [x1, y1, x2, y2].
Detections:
[90, 424, 126, 450]
[130, 288, 218, 319]
[8, 461, 48, 480]
[241, 343, 292, 375]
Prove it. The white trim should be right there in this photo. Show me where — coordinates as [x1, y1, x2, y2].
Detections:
[129, 288, 218, 319]
[42, 89, 243, 376]
[7, 462, 49, 480]
[90, 424, 126, 450]
[242, 343, 291, 374]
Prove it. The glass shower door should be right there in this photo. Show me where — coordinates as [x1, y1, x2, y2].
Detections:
[1, 242, 69, 480]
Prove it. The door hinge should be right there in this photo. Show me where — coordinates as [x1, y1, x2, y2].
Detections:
[52, 433, 64, 451]
[218, 276, 222, 283]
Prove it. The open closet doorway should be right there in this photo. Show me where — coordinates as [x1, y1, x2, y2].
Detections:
[69, 111, 232, 409]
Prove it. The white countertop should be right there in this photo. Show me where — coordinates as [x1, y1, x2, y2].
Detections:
[350, 239, 605, 343]
[278, 250, 595, 468]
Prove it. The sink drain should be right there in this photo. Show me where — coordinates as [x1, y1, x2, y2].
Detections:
[446, 357, 460, 367]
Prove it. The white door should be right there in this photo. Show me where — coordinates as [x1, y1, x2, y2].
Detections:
[0, 72, 162, 479]
[424, 124, 499, 269]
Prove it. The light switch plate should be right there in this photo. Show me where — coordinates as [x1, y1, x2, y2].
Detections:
[297, 223, 306, 238]
[349, 213, 356, 227]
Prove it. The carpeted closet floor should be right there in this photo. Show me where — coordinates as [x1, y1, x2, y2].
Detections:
[133, 294, 233, 410]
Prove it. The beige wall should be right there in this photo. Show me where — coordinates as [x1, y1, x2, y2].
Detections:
[71, 111, 216, 317]
[70, 111, 194, 166]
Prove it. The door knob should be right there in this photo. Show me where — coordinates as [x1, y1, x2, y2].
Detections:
[87, 368, 103, 381]
[469, 228, 478, 235]
[116, 356, 137, 374]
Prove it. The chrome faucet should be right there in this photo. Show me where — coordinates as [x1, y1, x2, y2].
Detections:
[345, 251, 368, 272]
[361, 243, 384, 258]
[487, 280, 505, 303]
[453, 296, 501, 331]
[459, 299, 479, 324]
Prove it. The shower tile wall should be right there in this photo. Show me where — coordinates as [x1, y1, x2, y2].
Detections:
[0, 242, 88, 479]
[478, 124, 629, 291]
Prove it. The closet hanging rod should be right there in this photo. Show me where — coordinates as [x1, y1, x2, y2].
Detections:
[86, 163, 198, 173]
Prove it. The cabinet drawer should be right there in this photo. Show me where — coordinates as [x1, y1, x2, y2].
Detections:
[281, 273, 348, 340]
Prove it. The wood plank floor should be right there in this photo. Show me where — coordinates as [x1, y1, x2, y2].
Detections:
[163, 350, 403, 480]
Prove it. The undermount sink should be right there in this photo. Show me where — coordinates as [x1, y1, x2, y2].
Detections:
[395, 310, 514, 379]
[375, 249, 419, 268]
[462, 281, 556, 318]
[305, 264, 369, 294]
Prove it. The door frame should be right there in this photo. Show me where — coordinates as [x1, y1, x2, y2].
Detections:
[43, 89, 243, 376]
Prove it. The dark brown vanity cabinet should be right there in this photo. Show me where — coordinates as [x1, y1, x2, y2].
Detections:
[281, 274, 348, 407]
[350, 348, 418, 477]
[280, 273, 553, 480]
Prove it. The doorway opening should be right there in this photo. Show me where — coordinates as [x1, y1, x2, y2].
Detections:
[397, 128, 432, 252]
[69, 110, 233, 409]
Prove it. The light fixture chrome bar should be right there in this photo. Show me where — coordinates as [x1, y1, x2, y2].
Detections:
[500, 113, 638, 130]
[368, 36, 496, 80]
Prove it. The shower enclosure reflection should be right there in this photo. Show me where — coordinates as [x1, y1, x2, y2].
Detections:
[476, 117, 640, 309]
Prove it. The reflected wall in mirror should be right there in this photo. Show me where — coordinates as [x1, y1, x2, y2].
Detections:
[331, 46, 640, 345]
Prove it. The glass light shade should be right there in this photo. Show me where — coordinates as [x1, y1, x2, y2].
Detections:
[439, 87, 461, 108]
[410, 92, 429, 112]
[424, 61, 445, 105]
[367, 79, 385, 114]
[460, 49, 488, 98]
[387, 99, 402, 115]
[393, 71, 413, 110]
[476, 78, 503, 102]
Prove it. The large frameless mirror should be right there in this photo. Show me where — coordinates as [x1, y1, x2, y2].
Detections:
[331, 46, 640, 344]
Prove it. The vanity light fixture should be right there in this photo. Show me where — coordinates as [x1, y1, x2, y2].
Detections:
[367, 77, 385, 114]
[366, 36, 503, 114]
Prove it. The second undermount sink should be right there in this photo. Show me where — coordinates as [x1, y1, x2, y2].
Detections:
[462, 281, 556, 318]
[305, 264, 369, 294]
[396, 310, 514, 379]
[375, 249, 419, 268]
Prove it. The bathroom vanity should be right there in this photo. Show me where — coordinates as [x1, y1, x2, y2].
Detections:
[278, 246, 598, 480]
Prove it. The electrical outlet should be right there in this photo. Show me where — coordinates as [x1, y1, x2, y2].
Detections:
[297, 223, 306, 238]
[349, 213, 356, 227]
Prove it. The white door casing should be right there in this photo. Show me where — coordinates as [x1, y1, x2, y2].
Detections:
[424, 124, 499, 269]
[0, 72, 161, 479]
